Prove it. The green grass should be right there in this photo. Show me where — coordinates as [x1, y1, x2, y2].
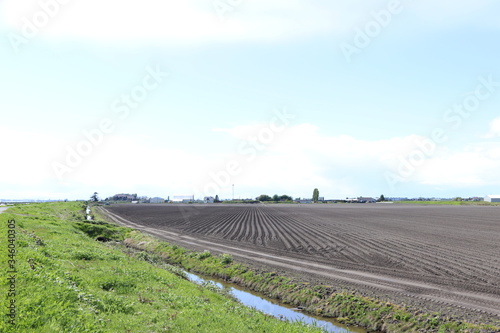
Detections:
[3, 202, 500, 333]
[0, 202, 324, 333]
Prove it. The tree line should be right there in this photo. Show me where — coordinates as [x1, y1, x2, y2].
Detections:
[256, 194, 293, 202]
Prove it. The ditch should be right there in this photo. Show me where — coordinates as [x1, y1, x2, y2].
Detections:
[185, 271, 368, 333]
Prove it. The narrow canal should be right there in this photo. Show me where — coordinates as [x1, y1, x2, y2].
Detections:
[186, 272, 367, 333]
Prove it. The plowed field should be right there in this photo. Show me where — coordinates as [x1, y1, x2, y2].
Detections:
[103, 203, 500, 325]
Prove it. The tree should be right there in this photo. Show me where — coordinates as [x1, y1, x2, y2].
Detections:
[279, 195, 293, 202]
[378, 194, 386, 202]
[256, 194, 272, 202]
[313, 188, 319, 202]
[90, 192, 99, 202]
[215, 195, 220, 203]
[272, 194, 279, 202]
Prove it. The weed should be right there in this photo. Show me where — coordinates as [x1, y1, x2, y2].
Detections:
[197, 250, 212, 260]
[220, 253, 233, 265]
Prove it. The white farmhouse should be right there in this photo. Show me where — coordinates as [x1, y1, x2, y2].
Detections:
[204, 196, 215, 204]
[484, 195, 500, 203]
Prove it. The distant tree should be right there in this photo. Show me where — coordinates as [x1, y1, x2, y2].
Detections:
[313, 188, 319, 202]
[273, 194, 279, 202]
[215, 195, 220, 203]
[378, 194, 386, 202]
[256, 194, 272, 202]
[279, 195, 293, 202]
[90, 192, 99, 202]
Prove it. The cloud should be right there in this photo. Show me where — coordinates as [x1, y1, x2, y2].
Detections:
[208, 123, 418, 196]
[3, 0, 497, 46]
[0, 126, 59, 185]
[0, 0, 343, 44]
[4, 121, 500, 200]
[212, 123, 500, 195]
[483, 117, 500, 138]
[52, 135, 207, 190]
[415, 143, 500, 188]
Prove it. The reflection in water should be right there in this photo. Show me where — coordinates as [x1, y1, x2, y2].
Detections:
[186, 273, 364, 333]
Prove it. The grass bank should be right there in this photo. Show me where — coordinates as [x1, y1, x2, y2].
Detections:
[0, 202, 324, 332]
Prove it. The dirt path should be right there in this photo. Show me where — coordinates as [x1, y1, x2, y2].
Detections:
[101, 206, 500, 325]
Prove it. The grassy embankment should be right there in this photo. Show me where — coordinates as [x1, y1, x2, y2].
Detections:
[3, 202, 499, 333]
[0, 202, 324, 333]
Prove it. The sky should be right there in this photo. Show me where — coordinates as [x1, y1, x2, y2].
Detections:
[1, 0, 500, 200]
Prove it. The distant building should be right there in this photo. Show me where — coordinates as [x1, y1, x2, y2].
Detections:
[204, 196, 215, 204]
[173, 195, 194, 203]
[296, 199, 313, 204]
[388, 197, 408, 201]
[150, 197, 164, 204]
[113, 193, 137, 201]
[358, 197, 377, 203]
[484, 195, 500, 202]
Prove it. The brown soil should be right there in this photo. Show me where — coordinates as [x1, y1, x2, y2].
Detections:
[102, 203, 500, 326]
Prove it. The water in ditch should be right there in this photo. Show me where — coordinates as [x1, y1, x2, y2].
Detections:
[86, 206, 92, 220]
[186, 272, 367, 333]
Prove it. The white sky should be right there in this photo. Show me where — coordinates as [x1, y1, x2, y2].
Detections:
[1, 0, 500, 200]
